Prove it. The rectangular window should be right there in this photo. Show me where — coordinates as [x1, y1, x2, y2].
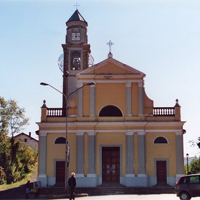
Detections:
[180, 177, 187, 184]
[189, 176, 200, 184]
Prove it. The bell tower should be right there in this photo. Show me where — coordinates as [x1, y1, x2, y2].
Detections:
[62, 9, 91, 108]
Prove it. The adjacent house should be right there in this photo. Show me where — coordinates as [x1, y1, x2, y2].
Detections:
[14, 132, 38, 150]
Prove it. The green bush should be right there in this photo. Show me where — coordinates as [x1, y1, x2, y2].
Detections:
[0, 138, 38, 185]
[0, 166, 6, 184]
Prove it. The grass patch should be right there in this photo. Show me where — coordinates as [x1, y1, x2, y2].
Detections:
[0, 173, 32, 191]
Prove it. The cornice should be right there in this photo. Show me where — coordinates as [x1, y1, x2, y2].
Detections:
[37, 121, 185, 128]
[77, 75, 143, 81]
[38, 129, 184, 135]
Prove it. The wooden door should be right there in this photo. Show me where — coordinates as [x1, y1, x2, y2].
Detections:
[156, 161, 167, 183]
[102, 147, 120, 182]
[56, 161, 65, 183]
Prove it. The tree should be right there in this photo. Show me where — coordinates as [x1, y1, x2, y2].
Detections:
[0, 97, 29, 162]
[0, 97, 31, 184]
[190, 156, 200, 174]
[0, 97, 29, 137]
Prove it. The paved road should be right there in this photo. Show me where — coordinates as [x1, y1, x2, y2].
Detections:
[1, 187, 200, 200]
[47, 194, 180, 200]
[1, 194, 198, 200]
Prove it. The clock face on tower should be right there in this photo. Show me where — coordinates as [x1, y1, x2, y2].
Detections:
[72, 32, 80, 41]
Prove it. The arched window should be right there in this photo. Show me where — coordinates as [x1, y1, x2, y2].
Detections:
[99, 105, 123, 117]
[154, 137, 168, 144]
[70, 50, 81, 70]
[55, 137, 66, 144]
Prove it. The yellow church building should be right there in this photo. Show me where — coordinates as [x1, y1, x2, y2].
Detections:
[37, 9, 185, 188]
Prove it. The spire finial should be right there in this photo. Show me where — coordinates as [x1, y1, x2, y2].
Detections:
[107, 40, 114, 53]
[41, 100, 47, 108]
[107, 40, 114, 58]
[175, 99, 180, 107]
[74, 2, 80, 10]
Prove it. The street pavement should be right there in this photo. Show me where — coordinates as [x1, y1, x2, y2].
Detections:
[0, 194, 197, 200]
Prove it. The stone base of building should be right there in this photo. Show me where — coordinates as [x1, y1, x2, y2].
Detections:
[121, 174, 147, 187]
[76, 174, 100, 187]
[37, 174, 179, 188]
[38, 174, 48, 187]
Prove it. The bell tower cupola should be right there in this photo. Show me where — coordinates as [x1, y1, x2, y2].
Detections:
[62, 9, 91, 108]
[66, 9, 88, 45]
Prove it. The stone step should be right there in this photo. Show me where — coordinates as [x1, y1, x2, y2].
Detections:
[39, 185, 175, 197]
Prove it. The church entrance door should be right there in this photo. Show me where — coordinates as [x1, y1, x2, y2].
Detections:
[102, 147, 120, 183]
[156, 161, 167, 184]
[56, 161, 65, 183]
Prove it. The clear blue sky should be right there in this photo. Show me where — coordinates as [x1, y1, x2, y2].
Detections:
[1, 0, 200, 157]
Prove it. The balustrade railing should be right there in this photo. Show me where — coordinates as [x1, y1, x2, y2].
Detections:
[153, 107, 175, 116]
[47, 108, 65, 117]
[46, 107, 175, 117]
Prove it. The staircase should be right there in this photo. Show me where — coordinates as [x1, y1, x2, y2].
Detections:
[38, 183, 175, 198]
[77, 183, 175, 195]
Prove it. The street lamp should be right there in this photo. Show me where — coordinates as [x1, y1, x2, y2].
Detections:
[40, 81, 95, 190]
[186, 153, 189, 174]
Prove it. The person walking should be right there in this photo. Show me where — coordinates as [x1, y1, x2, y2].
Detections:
[68, 172, 76, 200]
[25, 180, 31, 199]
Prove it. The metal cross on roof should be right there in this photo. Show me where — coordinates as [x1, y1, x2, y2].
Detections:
[74, 2, 80, 10]
[107, 40, 114, 53]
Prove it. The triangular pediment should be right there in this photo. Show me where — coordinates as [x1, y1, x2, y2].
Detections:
[78, 57, 145, 79]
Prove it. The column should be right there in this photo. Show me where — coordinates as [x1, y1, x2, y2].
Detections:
[126, 81, 132, 116]
[138, 82, 144, 116]
[88, 131, 96, 176]
[90, 84, 96, 117]
[76, 131, 84, 177]
[38, 131, 47, 187]
[138, 131, 146, 176]
[176, 130, 184, 174]
[77, 82, 83, 116]
[126, 130, 134, 175]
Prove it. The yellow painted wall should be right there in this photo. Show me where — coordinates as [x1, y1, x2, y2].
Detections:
[83, 86, 90, 117]
[45, 130, 180, 179]
[146, 132, 177, 177]
[132, 83, 139, 115]
[94, 63, 131, 74]
[38, 52, 185, 187]
[46, 133, 77, 178]
[84, 133, 88, 175]
[68, 133, 77, 174]
[144, 90, 153, 115]
[96, 132, 126, 176]
[68, 95, 78, 116]
[46, 133, 65, 177]
[134, 133, 138, 175]
[96, 83, 126, 116]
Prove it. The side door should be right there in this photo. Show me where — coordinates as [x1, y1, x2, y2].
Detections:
[156, 161, 167, 184]
[56, 161, 65, 183]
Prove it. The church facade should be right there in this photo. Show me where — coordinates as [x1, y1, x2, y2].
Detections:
[37, 10, 185, 188]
